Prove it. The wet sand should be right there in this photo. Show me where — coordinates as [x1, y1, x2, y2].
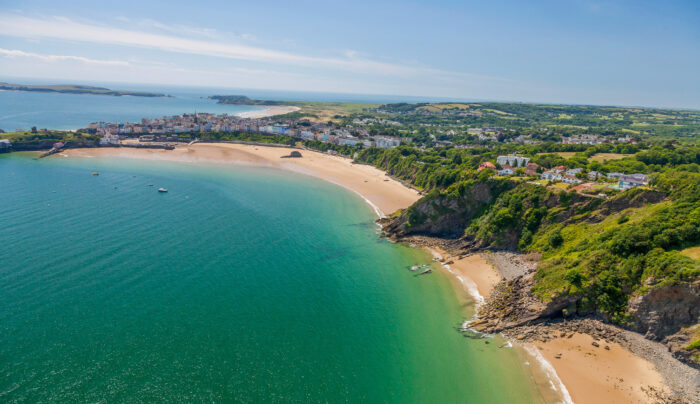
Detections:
[62, 142, 420, 216]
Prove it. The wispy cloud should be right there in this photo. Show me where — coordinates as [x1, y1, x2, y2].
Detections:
[0, 13, 505, 82]
[135, 18, 221, 39]
[0, 48, 130, 66]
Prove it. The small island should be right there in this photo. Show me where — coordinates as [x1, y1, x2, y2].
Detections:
[0, 82, 167, 97]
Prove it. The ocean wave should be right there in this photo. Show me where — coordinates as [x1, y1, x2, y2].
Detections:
[522, 345, 573, 404]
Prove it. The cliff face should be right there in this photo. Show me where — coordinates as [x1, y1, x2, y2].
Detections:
[380, 181, 512, 239]
[628, 280, 700, 341]
[380, 176, 699, 367]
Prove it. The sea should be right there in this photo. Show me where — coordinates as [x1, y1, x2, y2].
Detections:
[0, 86, 551, 402]
[0, 80, 470, 132]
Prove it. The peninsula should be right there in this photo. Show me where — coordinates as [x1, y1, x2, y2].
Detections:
[0, 82, 167, 97]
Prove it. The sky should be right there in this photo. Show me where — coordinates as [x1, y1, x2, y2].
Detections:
[0, 0, 699, 108]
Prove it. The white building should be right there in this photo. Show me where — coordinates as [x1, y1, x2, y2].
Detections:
[497, 155, 530, 167]
[541, 171, 562, 181]
[563, 175, 582, 184]
[498, 168, 514, 176]
[565, 168, 583, 176]
[588, 171, 601, 180]
[99, 133, 120, 146]
[618, 174, 649, 189]
[375, 137, 401, 149]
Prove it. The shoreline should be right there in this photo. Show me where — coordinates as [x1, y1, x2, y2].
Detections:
[59, 142, 420, 217]
[235, 105, 300, 119]
[387, 235, 695, 403]
[54, 143, 694, 403]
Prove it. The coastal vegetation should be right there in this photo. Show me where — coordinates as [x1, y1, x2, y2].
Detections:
[354, 142, 699, 365]
[3, 130, 99, 150]
[374, 102, 700, 142]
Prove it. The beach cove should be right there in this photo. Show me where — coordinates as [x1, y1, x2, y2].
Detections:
[1, 150, 548, 402]
[55, 143, 680, 403]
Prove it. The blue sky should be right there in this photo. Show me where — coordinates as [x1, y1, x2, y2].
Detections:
[0, 0, 699, 108]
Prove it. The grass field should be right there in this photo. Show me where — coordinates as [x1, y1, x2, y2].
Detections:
[417, 103, 472, 112]
[535, 152, 631, 163]
[537, 151, 578, 158]
[286, 101, 379, 123]
[680, 246, 700, 260]
[589, 153, 631, 162]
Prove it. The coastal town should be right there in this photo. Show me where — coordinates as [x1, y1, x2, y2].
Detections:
[0, 107, 654, 197]
[51, 110, 645, 195]
[1, 100, 697, 404]
[85, 112, 403, 149]
[3, 1, 700, 403]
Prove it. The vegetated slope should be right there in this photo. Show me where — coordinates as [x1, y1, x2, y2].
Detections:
[372, 150, 699, 364]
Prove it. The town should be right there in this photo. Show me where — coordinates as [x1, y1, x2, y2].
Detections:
[86, 112, 403, 149]
[78, 111, 650, 195]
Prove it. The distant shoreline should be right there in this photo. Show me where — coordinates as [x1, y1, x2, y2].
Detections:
[0, 82, 167, 98]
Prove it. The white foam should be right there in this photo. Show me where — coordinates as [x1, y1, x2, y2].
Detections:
[523, 345, 574, 404]
[314, 177, 385, 219]
[440, 261, 485, 307]
[359, 193, 385, 219]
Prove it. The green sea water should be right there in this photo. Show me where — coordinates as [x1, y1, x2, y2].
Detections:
[0, 153, 546, 402]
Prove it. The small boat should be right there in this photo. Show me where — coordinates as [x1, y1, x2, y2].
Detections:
[92, 172, 99, 176]
[418, 268, 432, 275]
[148, 184, 154, 186]
[158, 188, 168, 193]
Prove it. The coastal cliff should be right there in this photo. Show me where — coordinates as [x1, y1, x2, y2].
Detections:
[379, 174, 700, 371]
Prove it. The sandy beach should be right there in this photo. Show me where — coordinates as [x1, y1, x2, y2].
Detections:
[62, 142, 420, 216]
[429, 248, 501, 304]
[59, 142, 679, 404]
[428, 249, 674, 404]
[235, 105, 300, 119]
[533, 333, 669, 403]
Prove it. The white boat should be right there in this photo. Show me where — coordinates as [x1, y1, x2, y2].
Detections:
[158, 188, 168, 193]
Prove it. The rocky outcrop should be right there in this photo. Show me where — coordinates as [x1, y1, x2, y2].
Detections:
[628, 280, 700, 341]
[380, 180, 513, 239]
[470, 271, 579, 334]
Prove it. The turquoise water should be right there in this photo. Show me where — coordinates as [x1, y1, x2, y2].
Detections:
[0, 153, 544, 402]
[0, 90, 260, 132]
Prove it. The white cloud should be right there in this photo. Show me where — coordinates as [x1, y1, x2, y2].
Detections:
[0, 48, 130, 66]
[0, 13, 504, 81]
[135, 18, 221, 39]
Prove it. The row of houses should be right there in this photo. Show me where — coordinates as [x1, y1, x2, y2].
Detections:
[561, 134, 638, 145]
[477, 155, 539, 177]
[92, 113, 405, 150]
[540, 166, 648, 189]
